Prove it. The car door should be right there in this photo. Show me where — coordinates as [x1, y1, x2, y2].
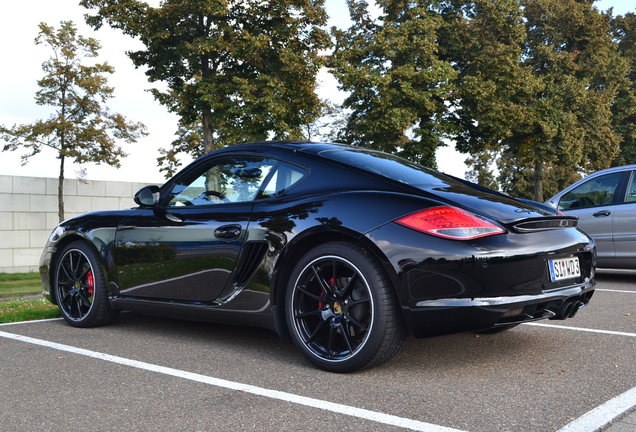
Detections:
[612, 170, 636, 268]
[113, 155, 277, 302]
[557, 171, 627, 265]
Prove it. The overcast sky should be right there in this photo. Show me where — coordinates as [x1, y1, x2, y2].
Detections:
[0, 0, 633, 184]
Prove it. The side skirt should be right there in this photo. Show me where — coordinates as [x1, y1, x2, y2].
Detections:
[109, 294, 276, 332]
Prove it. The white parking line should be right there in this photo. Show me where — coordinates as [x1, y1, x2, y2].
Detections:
[524, 322, 636, 338]
[556, 386, 636, 432]
[0, 318, 63, 326]
[596, 289, 636, 294]
[0, 330, 466, 432]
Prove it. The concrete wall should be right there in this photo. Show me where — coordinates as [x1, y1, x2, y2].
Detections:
[0, 175, 155, 273]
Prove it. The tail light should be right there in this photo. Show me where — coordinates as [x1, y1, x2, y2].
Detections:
[395, 206, 506, 240]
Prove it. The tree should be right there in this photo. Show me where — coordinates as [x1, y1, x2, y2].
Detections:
[330, 0, 456, 168]
[0, 21, 146, 222]
[448, 0, 627, 200]
[611, 13, 636, 166]
[81, 0, 330, 174]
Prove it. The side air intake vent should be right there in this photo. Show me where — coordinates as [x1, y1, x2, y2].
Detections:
[233, 241, 268, 286]
[510, 216, 578, 233]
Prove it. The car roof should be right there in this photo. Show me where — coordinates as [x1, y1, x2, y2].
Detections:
[214, 140, 350, 155]
[586, 164, 636, 175]
[546, 164, 636, 204]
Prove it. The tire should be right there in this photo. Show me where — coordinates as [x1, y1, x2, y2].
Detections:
[53, 241, 116, 328]
[476, 324, 520, 334]
[286, 242, 405, 372]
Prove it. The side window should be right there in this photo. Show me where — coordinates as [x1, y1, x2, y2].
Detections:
[559, 173, 623, 211]
[167, 157, 276, 207]
[259, 162, 307, 199]
[625, 171, 636, 203]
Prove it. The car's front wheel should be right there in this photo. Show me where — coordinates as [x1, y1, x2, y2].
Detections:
[53, 241, 116, 327]
[286, 242, 405, 372]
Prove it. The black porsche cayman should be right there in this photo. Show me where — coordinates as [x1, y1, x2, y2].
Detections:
[40, 141, 596, 372]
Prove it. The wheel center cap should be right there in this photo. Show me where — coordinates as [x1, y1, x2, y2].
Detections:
[74, 281, 81, 289]
[332, 301, 343, 315]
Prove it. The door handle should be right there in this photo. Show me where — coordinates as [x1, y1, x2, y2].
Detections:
[165, 213, 182, 223]
[592, 210, 611, 217]
[215, 224, 242, 240]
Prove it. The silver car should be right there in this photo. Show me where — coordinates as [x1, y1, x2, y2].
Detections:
[546, 164, 636, 269]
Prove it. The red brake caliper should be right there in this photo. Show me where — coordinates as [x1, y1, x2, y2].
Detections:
[318, 277, 336, 309]
[86, 270, 94, 297]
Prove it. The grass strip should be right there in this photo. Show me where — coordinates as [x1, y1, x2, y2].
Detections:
[0, 272, 40, 282]
[0, 272, 42, 298]
[0, 299, 60, 324]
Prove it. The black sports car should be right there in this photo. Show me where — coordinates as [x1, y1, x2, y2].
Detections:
[40, 141, 596, 372]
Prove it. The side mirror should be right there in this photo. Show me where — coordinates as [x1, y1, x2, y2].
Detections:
[134, 185, 160, 207]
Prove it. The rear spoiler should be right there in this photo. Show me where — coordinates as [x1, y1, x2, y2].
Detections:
[500, 216, 579, 233]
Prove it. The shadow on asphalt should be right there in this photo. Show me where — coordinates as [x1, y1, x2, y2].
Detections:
[102, 310, 554, 373]
[595, 272, 636, 284]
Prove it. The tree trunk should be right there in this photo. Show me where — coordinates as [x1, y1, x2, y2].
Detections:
[419, 116, 436, 169]
[199, 46, 216, 154]
[58, 153, 65, 222]
[533, 160, 544, 202]
[202, 108, 215, 153]
[59, 86, 67, 223]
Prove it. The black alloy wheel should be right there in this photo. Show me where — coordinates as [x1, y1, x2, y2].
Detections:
[287, 242, 405, 372]
[54, 241, 115, 327]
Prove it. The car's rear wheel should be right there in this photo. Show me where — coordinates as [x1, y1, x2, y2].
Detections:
[54, 241, 115, 327]
[286, 242, 405, 372]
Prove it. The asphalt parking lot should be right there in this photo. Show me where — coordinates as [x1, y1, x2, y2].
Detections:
[1, 274, 634, 432]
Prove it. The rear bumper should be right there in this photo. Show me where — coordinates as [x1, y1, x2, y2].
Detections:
[403, 280, 595, 338]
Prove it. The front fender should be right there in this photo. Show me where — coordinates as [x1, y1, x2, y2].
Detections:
[39, 211, 131, 303]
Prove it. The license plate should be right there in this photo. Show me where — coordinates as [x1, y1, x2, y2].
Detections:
[548, 257, 581, 282]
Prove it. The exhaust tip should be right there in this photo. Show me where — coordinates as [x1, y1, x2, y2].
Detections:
[569, 301, 585, 318]
[555, 301, 575, 320]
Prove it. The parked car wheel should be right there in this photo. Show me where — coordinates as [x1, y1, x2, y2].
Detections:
[53, 241, 115, 327]
[286, 242, 406, 372]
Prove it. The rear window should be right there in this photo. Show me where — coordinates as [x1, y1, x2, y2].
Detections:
[318, 148, 459, 188]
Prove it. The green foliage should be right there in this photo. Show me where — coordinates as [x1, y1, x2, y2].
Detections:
[157, 119, 205, 177]
[612, 13, 636, 166]
[448, 0, 627, 200]
[0, 21, 146, 221]
[81, 0, 330, 175]
[330, 0, 456, 168]
[0, 273, 42, 298]
[0, 299, 60, 324]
